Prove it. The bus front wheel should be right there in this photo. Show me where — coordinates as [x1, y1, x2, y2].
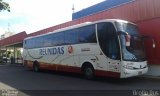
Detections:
[33, 61, 40, 72]
[83, 64, 94, 79]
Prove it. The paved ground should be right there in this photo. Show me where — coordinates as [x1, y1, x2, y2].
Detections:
[0, 64, 160, 96]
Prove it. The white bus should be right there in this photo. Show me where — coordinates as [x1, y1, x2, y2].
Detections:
[23, 19, 148, 79]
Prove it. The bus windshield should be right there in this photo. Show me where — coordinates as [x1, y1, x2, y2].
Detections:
[116, 22, 146, 62]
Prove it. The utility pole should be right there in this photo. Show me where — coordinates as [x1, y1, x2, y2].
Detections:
[72, 4, 75, 13]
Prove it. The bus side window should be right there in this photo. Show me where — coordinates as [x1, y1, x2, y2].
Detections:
[54, 32, 65, 46]
[64, 30, 78, 44]
[78, 25, 96, 43]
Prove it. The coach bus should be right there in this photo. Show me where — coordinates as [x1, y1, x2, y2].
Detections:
[23, 19, 148, 79]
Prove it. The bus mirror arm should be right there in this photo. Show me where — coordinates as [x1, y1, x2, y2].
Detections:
[142, 35, 156, 48]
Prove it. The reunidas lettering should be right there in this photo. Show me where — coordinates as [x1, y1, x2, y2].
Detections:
[39, 47, 64, 55]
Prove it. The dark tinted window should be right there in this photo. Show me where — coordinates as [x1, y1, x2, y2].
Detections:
[24, 24, 96, 49]
[27, 39, 35, 49]
[78, 25, 96, 43]
[53, 32, 64, 46]
[43, 32, 65, 47]
[43, 35, 52, 47]
[35, 37, 43, 48]
[97, 22, 120, 60]
[64, 29, 78, 44]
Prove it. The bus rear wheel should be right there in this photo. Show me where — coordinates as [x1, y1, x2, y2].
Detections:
[83, 65, 94, 79]
[33, 61, 40, 72]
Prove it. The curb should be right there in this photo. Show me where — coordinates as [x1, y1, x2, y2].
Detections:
[140, 75, 160, 80]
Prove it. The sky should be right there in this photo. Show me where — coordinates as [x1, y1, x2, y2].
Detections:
[0, 0, 105, 35]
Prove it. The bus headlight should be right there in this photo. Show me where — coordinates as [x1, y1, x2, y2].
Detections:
[123, 65, 134, 70]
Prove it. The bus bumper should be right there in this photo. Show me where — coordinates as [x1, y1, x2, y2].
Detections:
[120, 67, 148, 78]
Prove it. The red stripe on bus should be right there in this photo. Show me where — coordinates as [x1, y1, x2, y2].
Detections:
[25, 61, 81, 74]
[25, 60, 120, 78]
[95, 70, 120, 78]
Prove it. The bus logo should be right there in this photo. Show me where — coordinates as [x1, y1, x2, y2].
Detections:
[68, 45, 73, 54]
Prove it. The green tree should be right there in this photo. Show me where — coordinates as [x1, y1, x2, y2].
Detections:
[0, 0, 10, 12]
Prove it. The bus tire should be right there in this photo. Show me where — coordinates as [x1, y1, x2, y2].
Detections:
[82, 63, 95, 79]
[33, 61, 40, 72]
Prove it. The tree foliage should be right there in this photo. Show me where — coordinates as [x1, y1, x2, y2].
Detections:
[0, 0, 10, 12]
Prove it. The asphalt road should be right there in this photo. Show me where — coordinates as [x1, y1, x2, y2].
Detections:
[0, 64, 160, 96]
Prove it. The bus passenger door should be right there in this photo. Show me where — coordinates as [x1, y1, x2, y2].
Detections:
[106, 39, 121, 73]
[97, 22, 121, 73]
[97, 39, 121, 73]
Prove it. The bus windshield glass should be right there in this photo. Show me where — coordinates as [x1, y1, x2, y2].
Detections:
[116, 22, 146, 62]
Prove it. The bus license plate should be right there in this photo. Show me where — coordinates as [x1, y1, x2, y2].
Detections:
[138, 71, 142, 75]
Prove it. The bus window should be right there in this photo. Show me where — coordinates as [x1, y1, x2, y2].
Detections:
[28, 39, 34, 49]
[97, 22, 120, 60]
[64, 29, 78, 44]
[52, 32, 64, 46]
[43, 35, 52, 47]
[78, 25, 96, 43]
